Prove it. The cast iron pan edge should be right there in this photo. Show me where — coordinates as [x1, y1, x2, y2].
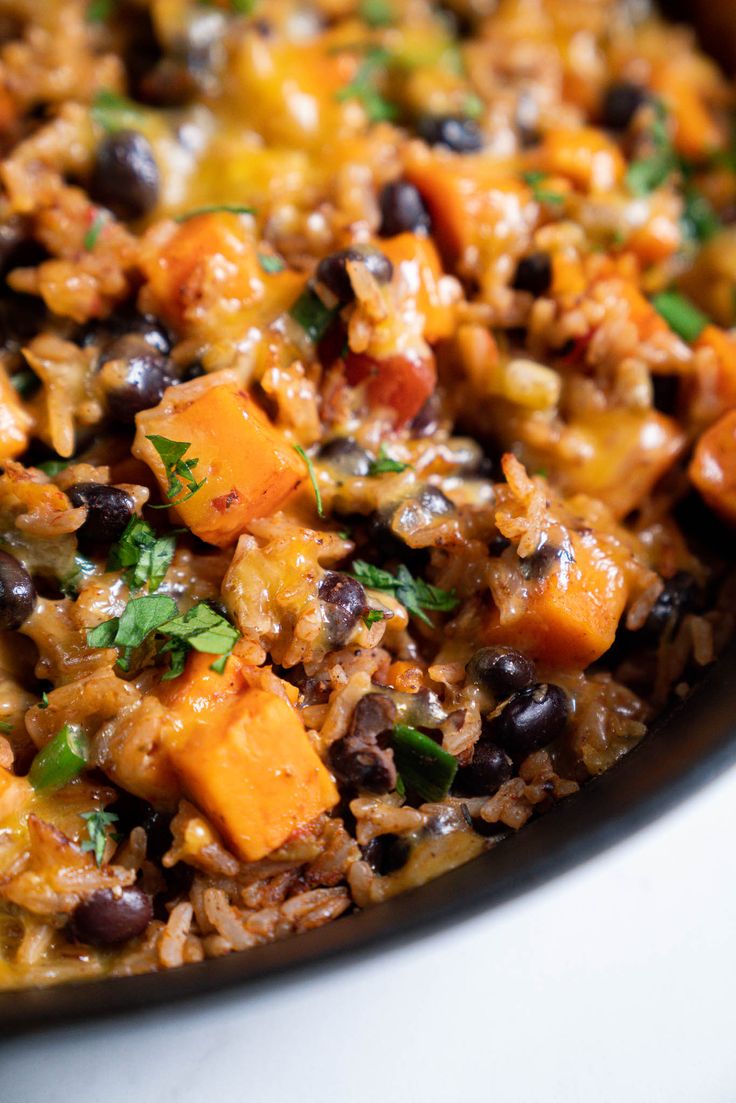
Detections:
[1, 644, 735, 1035]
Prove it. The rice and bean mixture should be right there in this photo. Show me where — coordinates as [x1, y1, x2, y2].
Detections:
[1, 0, 736, 988]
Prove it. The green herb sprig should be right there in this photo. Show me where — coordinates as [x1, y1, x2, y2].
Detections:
[108, 517, 176, 592]
[293, 444, 324, 518]
[80, 810, 120, 866]
[351, 560, 458, 626]
[522, 171, 564, 207]
[335, 46, 398, 123]
[368, 446, 410, 476]
[289, 288, 339, 343]
[391, 723, 457, 801]
[651, 290, 709, 342]
[91, 89, 144, 133]
[146, 435, 206, 507]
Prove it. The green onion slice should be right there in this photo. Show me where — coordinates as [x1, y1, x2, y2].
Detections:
[29, 724, 89, 791]
[391, 723, 458, 802]
[651, 290, 709, 342]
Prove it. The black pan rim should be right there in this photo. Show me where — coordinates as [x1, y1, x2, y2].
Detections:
[2, 643, 735, 1036]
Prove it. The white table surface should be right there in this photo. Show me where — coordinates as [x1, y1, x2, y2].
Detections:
[4, 761, 736, 1103]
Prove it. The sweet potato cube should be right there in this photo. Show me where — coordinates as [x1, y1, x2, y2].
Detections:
[166, 687, 338, 861]
[380, 233, 456, 342]
[134, 376, 303, 546]
[484, 532, 630, 669]
[689, 408, 736, 525]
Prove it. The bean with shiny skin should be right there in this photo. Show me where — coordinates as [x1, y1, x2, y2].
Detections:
[89, 130, 160, 221]
[491, 683, 571, 760]
[455, 741, 513, 796]
[318, 438, 372, 476]
[601, 82, 648, 130]
[466, 645, 536, 696]
[378, 180, 432, 237]
[0, 550, 36, 629]
[67, 483, 135, 544]
[100, 333, 177, 423]
[318, 571, 368, 644]
[512, 252, 552, 297]
[316, 246, 393, 304]
[70, 886, 153, 946]
[417, 115, 483, 152]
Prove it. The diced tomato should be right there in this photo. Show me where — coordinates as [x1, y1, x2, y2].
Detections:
[345, 350, 436, 425]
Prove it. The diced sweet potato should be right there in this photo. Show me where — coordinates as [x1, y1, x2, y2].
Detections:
[553, 409, 685, 519]
[484, 530, 630, 669]
[133, 375, 304, 546]
[139, 212, 304, 338]
[164, 662, 338, 861]
[689, 408, 736, 524]
[0, 366, 32, 460]
[694, 325, 736, 415]
[404, 148, 530, 262]
[534, 127, 625, 192]
[379, 233, 456, 342]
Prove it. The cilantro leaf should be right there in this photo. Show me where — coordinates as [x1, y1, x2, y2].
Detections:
[87, 594, 178, 669]
[368, 445, 409, 476]
[258, 252, 286, 274]
[681, 185, 721, 244]
[359, 0, 394, 26]
[351, 560, 458, 626]
[626, 99, 677, 196]
[84, 210, 108, 251]
[174, 204, 255, 222]
[80, 810, 119, 867]
[335, 46, 398, 123]
[651, 290, 709, 342]
[146, 435, 206, 506]
[289, 288, 339, 343]
[39, 691, 49, 709]
[293, 444, 325, 518]
[522, 171, 564, 207]
[91, 89, 144, 132]
[363, 609, 385, 628]
[108, 516, 176, 592]
[87, 0, 114, 20]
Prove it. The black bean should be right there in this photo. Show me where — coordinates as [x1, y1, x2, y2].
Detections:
[319, 571, 367, 645]
[316, 246, 393, 304]
[67, 483, 135, 544]
[491, 683, 570, 760]
[100, 333, 177, 423]
[455, 741, 513, 796]
[410, 393, 441, 437]
[641, 571, 701, 642]
[417, 485, 454, 516]
[601, 81, 648, 131]
[520, 542, 573, 581]
[329, 693, 397, 792]
[512, 252, 552, 297]
[417, 114, 483, 152]
[318, 437, 372, 476]
[361, 833, 411, 875]
[466, 645, 535, 696]
[488, 534, 511, 557]
[378, 180, 432, 237]
[89, 130, 160, 221]
[0, 551, 36, 629]
[651, 374, 679, 416]
[70, 886, 153, 946]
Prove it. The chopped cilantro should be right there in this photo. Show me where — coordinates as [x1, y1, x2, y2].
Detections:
[293, 444, 325, 518]
[91, 89, 144, 132]
[351, 560, 458, 626]
[363, 609, 385, 628]
[174, 204, 255, 222]
[108, 516, 176, 592]
[368, 445, 410, 476]
[87, 0, 114, 20]
[651, 290, 709, 342]
[258, 252, 286, 274]
[626, 99, 677, 196]
[87, 593, 178, 670]
[83, 210, 108, 251]
[0, 720, 11, 734]
[335, 46, 398, 123]
[39, 691, 49, 709]
[391, 723, 458, 802]
[462, 93, 484, 120]
[145, 435, 206, 506]
[289, 287, 339, 343]
[359, 0, 394, 26]
[37, 458, 72, 476]
[80, 809, 119, 866]
[157, 603, 240, 680]
[681, 186, 721, 244]
[522, 171, 564, 207]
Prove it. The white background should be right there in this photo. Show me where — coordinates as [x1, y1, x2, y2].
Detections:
[4, 762, 736, 1103]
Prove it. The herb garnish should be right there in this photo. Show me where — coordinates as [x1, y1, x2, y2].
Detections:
[391, 723, 458, 801]
[37, 457, 71, 476]
[60, 554, 97, 597]
[258, 252, 286, 274]
[29, 725, 89, 792]
[293, 444, 325, 518]
[0, 720, 11, 734]
[156, 603, 240, 679]
[39, 691, 49, 709]
[351, 560, 458, 626]
[359, 0, 394, 26]
[174, 204, 255, 222]
[146, 435, 206, 506]
[80, 810, 120, 866]
[362, 609, 385, 628]
[83, 210, 108, 252]
[289, 287, 339, 343]
[87, 0, 114, 21]
[626, 100, 676, 196]
[91, 89, 144, 132]
[335, 46, 398, 123]
[681, 185, 720, 244]
[87, 597, 240, 678]
[108, 516, 176, 592]
[368, 445, 409, 476]
[651, 290, 709, 342]
[522, 170, 564, 207]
